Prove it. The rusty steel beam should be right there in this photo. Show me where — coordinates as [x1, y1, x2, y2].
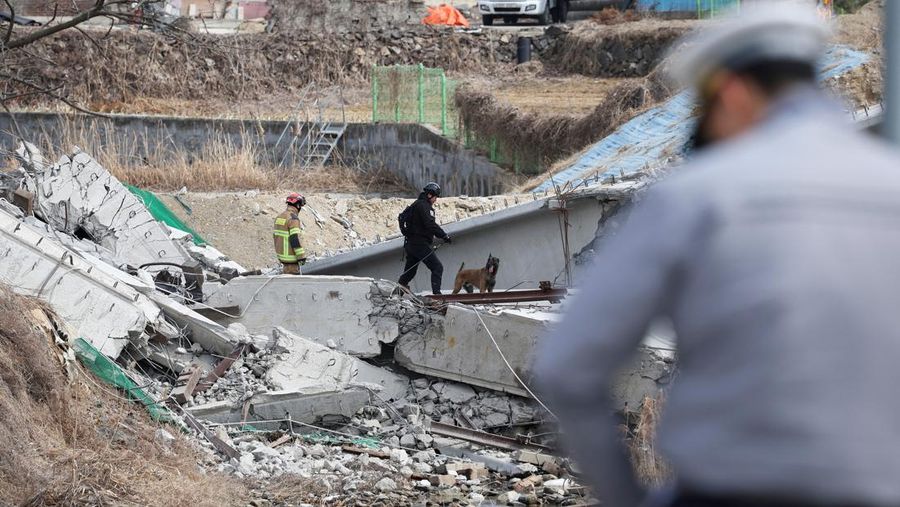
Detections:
[194, 344, 247, 394]
[425, 287, 567, 305]
[430, 421, 552, 453]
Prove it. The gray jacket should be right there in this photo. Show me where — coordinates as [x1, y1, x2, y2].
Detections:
[536, 88, 900, 507]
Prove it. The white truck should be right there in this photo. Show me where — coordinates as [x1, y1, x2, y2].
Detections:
[477, 0, 569, 26]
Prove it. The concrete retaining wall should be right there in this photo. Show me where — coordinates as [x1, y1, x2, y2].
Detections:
[0, 112, 507, 196]
[342, 123, 506, 197]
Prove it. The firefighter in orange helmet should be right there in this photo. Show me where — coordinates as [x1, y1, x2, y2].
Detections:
[273, 193, 307, 274]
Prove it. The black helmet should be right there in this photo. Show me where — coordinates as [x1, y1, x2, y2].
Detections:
[423, 182, 441, 197]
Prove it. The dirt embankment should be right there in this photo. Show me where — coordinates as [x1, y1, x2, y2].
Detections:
[5, 26, 522, 111]
[832, 0, 884, 108]
[162, 191, 533, 269]
[543, 20, 695, 78]
[0, 287, 245, 505]
[456, 68, 674, 174]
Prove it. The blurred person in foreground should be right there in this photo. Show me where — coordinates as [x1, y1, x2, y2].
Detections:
[536, 3, 900, 507]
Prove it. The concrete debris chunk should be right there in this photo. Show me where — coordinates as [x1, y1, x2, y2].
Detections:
[187, 388, 370, 430]
[21, 147, 196, 270]
[267, 327, 410, 401]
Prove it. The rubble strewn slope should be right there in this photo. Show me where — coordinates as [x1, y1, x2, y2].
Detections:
[0, 286, 246, 505]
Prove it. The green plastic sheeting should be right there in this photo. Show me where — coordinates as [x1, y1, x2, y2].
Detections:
[125, 185, 206, 246]
[73, 338, 172, 422]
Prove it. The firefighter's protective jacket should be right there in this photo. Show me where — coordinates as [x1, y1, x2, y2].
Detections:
[273, 207, 305, 263]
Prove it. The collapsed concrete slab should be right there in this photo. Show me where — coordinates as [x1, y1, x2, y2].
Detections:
[203, 275, 399, 357]
[187, 388, 371, 430]
[22, 148, 196, 270]
[0, 207, 164, 358]
[268, 327, 410, 401]
[395, 305, 542, 398]
[396, 304, 675, 413]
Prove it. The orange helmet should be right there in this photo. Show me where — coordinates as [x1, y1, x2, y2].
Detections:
[286, 192, 306, 208]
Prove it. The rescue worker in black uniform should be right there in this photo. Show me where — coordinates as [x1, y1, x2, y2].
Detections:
[398, 182, 451, 294]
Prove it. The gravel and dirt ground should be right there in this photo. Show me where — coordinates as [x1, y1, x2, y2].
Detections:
[162, 191, 535, 269]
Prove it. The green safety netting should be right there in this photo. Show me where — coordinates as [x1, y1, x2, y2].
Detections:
[126, 185, 206, 246]
[73, 338, 172, 422]
[303, 432, 381, 449]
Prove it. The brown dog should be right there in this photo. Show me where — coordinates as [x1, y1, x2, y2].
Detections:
[452, 255, 500, 294]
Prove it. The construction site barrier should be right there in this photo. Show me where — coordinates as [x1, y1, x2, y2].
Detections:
[371, 64, 538, 174]
[371, 64, 458, 137]
[73, 337, 172, 422]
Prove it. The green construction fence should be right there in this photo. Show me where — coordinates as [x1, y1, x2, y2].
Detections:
[73, 338, 172, 422]
[126, 185, 206, 246]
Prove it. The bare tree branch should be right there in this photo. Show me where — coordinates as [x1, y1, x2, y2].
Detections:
[74, 25, 104, 52]
[3, 0, 110, 50]
[47, 3, 60, 28]
[2, 0, 14, 45]
[0, 72, 111, 117]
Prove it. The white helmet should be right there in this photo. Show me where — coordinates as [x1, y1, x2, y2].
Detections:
[667, 1, 831, 91]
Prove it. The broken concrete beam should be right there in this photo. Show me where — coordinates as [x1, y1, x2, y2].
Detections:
[268, 327, 410, 402]
[146, 292, 238, 357]
[204, 275, 399, 357]
[396, 305, 675, 413]
[395, 305, 544, 397]
[0, 208, 163, 358]
[22, 148, 196, 270]
[187, 388, 370, 430]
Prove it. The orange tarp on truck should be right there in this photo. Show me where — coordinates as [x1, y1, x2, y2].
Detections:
[422, 4, 470, 27]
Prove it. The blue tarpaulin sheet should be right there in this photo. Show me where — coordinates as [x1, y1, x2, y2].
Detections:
[533, 45, 870, 193]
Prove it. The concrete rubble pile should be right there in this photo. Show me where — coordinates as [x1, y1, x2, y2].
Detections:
[0, 144, 676, 504]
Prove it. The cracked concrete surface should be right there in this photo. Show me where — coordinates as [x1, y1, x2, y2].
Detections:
[268, 327, 410, 401]
[0, 207, 166, 357]
[24, 149, 196, 270]
[204, 275, 400, 357]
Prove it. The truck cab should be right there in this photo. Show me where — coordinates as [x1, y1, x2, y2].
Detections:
[477, 0, 569, 26]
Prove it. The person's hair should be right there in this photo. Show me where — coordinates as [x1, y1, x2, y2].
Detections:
[734, 59, 817, 97]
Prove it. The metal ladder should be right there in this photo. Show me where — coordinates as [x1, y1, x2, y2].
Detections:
[302, 121, 346, 167]
[273, 86, 348, 168]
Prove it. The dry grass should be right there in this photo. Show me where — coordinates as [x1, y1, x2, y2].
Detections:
[591, 7, 642, 25]
[25, 117, 412, 193]
[627, 395, 673, 487]
[0, 284, 247, 506]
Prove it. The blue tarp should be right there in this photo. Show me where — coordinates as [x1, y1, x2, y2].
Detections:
[533, 45, 870, 193]
[635, 0, 739, 12]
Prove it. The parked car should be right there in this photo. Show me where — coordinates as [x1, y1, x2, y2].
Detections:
[477, 0, 569, 26]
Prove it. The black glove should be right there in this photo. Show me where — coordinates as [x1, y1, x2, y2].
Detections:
[300, 258, 308, 266]
[444, 235, 452, 244]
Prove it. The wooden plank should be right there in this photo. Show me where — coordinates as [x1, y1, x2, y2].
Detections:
[341, 444, 390, 459]
[269, 434, 292, 449]
[171, 365, 204, 405]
